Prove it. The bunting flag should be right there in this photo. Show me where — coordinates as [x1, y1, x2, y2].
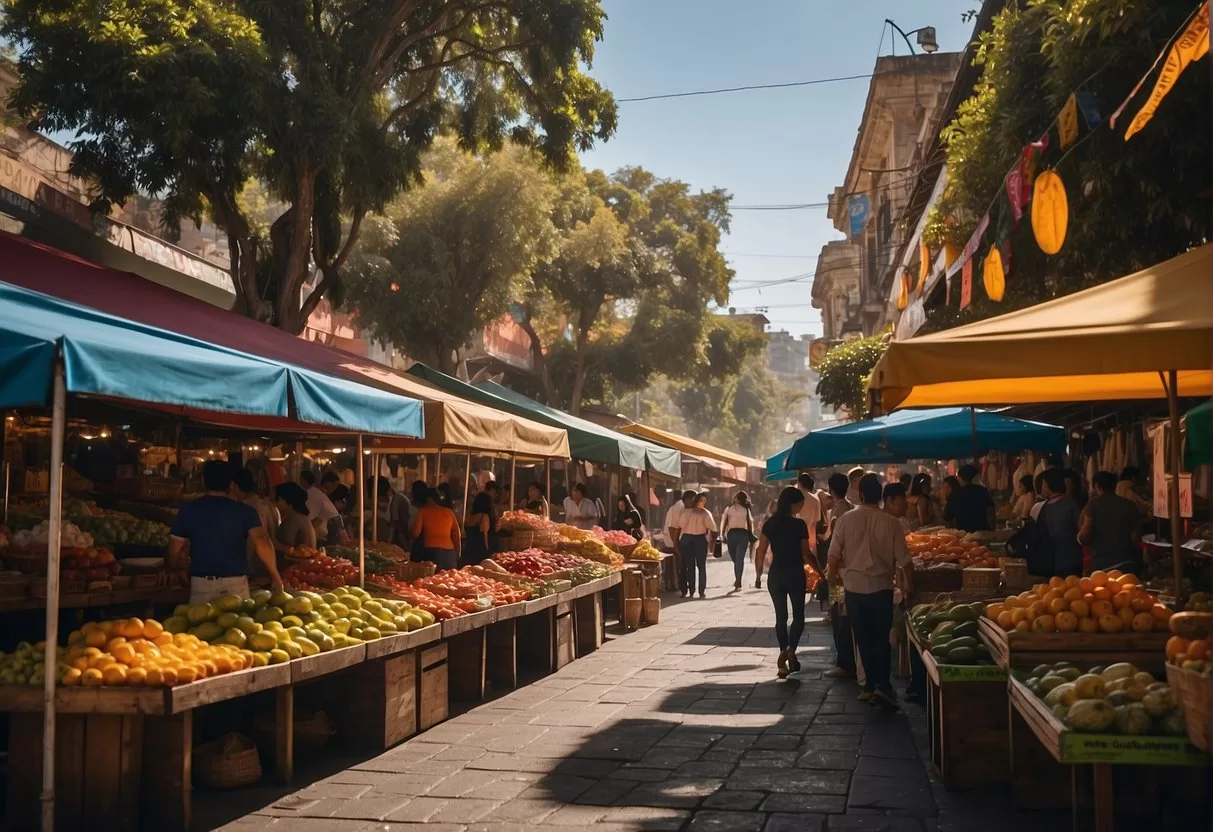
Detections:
[1075, 92, 1101, 128]
[1058, 94, 1080, 149]
[917, 240, 930, 292]
[1122, 1, 1210, 140]
[947, 213, 990, 280]
[960, 259, 973, 310]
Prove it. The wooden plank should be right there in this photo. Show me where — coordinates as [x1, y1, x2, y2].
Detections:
[7, 709, 43, 829]
[0, 683, 166, 714]
[517, 607, 555, 675]
[290, 642, 367, 684]
[1092, 763, 1114, 832]
[165, 663, 290, 713]
[981, 618, 1170, 671]
[440, 607, 498, 638]
[141, 711, 192, 832]
[555, 602, 574, 670]
[573, 592, 604, 657]
[521, 594, 558, 615]
[494, 600, 529, 622]
[1009, 690, 1071, 810]
[117, 714, 144, 831]
[275, 684, 294, 784]
[83, 715, 124, 826]
[344, 652, 419, 750]
[365, 622, 441, 660]
[56, 713, 87, 830]
[486, 619, 517, 692]
[447, 628, 487, 702]
[417, 642, 449, 731]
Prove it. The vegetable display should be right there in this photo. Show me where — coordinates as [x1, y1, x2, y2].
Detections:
[1019, 661, 1184, 735]
[499, 511, 551, 531]
[494, 549, 587, 577]
[988, 571, 1172, 634]
[911, 601, 995, 665]
[907, 530, 996, 569]
[628, 540, 663, 561]
[282, 554, 360, 591]
[1166, 611, 1213, 674]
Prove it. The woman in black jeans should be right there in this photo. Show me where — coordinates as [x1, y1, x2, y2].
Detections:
[755, 486, 812, 679]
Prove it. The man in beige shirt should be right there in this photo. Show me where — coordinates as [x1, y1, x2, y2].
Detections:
[827, 473, 913, 711]
[796, 473, 821, 552]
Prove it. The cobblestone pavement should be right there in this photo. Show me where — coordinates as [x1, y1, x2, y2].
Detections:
[210, 558, 1067, 832]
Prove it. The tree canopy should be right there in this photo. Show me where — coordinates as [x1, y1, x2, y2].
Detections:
[2, 0, 616, 332]
[670, 353, 793, 459]
[920, 0, 1210, 331]
[815, 334, 888, 420]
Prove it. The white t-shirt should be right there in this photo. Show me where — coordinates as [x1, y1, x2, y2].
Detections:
[563, 496, 600, 530]
[306, 486, 339, 524]
[679, 507, 718, 536]
[664, 503, 686, 541]
[797, 489, 822, 538]
[720, 504, 752, 534]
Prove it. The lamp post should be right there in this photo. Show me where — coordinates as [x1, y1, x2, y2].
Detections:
[885, 20, 938, 55]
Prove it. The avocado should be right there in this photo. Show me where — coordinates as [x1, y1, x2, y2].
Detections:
[952, 620, 979, 638]
[946, 646, 977, 663]
[946, 636, 979, 651]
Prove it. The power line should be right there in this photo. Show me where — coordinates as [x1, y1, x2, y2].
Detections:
[730, 202, 829, 211]
[616, 72, 876, 103]
[723, 252, 819, 259]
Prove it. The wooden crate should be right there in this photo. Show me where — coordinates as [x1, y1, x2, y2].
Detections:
[486, 619, 518, 692]
[517, 607, 555, 676]
[910, 629, 1009, 788]
[555, 599, 575, 670]
[7, 712, 144, 831]
[344, 651, 418, 751]
[978, 618, 1170, 671]
[417, 641, 449, 731]
[448, 628, 488, 702]
[573, 591, 604, 657]
[1167, 663, 1213, 754]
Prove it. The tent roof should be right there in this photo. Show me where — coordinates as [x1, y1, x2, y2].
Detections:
[765, 448, 796, 481]
[0, 232, 565, 456]
[406, 364, 681, 476]
[870, 244, 1213, 411]
[616, 423, 763, 471]
[782, 407, 1066, 470]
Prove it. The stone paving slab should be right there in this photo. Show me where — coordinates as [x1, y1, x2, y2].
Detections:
[211, 559, 1067, 832]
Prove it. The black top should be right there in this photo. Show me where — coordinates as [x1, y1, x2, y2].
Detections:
[946, 483, 994, 532]
[1038, 496, 1082, 576]
[614, 509, 644, 540]
[1086, 493, 1140, 569]
[170, 495, 260, 578]
[761, 514, 808, 575]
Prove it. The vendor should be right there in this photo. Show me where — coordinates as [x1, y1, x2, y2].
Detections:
[563, 482, 600, 530]
[168, 460, 282, 602]
[274, 482, 317, 558]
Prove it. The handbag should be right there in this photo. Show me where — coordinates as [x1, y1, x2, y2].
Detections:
[745, 510, 758, 544]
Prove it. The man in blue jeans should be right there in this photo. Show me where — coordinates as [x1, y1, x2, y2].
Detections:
[827, 473, 914, 711]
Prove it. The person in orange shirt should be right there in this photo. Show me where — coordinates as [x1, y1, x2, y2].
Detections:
[410, 488, 461, 571]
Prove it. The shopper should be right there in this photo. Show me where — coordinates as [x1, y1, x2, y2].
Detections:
[613, 495, 645, 541]
[524, 482, 550, 518]
[1063, 469, 1088, 510]
[410, 488, 461, 571]
[720, 491, 757, 590]
[273, 482, 317, 557]
[1080, 471, 1141, 573]
[907, 473, 937, 529]
[232, 467, 278, 541]
[827, 473, 913, 711]
[563, 483, 600, 530]
[479, 480, 503, 552]
[461, 491, 496, 566]
[846, 466, 866, 506]
[821, 472, 856, 679]
[168, 460, 281, 602]
[300, 469, 343, 543]
[937, 475, 961, 520]
[883, 481, 910, 529]
[754, 499, 777, 589]
[679, 492, 717, 598]
[755, 486, 811, 679]
[946, 464, 995, 532]
[796, 473, 822, 553]
[1012, 474, 1037, 520]
[1032, 468, 1082, 577]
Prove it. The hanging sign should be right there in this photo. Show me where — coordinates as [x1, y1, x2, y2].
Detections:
[1031, 171, 1069, 255]
[1075, 92, 1101, 128]
[1122, 1, 1210, 140]
[946, 213, 989, 280]
[960, 259, 973, 309]
[849, 194, 870, 238]
[1058, 94, 1080, 149]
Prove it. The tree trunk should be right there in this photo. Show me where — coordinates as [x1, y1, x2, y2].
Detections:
[519, 311, 557, 406]
[568, 324, 589, 416]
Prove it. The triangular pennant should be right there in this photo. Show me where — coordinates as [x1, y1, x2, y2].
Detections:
[1058, 94, 1080, 149]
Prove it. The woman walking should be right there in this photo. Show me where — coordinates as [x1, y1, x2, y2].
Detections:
[755, 486, 811, 678]
[679, 492, 717, 598]
[753, 500, 776, 589]
[613, 495, 645, 541]
[720, 491, 756, 590]
[410, 488, 461, 571]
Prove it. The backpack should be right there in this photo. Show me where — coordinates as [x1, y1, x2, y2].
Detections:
[1006, 503, 1054, 577]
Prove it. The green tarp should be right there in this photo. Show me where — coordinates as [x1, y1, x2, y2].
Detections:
[1186, 400, 1211, 468]
[406, 364, 682, 477]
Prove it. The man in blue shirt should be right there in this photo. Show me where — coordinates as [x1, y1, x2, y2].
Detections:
[169, 460, 281, 603]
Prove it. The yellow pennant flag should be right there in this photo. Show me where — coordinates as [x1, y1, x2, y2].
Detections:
[1124, 1, 1210, 141]
[1058, 94, 1079, 149]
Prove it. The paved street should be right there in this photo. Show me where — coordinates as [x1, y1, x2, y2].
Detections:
[209, 558, 1065, 832]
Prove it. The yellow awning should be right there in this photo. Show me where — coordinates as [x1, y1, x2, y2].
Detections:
[870, 244, 1213, 412]
[338, 362, 570, 458]
[617, 423, 763, 470]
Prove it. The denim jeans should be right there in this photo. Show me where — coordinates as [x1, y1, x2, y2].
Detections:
[845, 588, 895, 694]
[726, 529, 750, 584]
[680, 534, 708, 594]
[768, 569, 807, 651]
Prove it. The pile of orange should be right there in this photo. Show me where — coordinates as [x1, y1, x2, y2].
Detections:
[906, 532, 997, 568]
[987, 570, 1172, 634]
[59, 617, 253, 687]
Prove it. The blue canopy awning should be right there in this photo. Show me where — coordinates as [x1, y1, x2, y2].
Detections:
[782, 407, 1066, 471]
[765, 448, 796, 481]
[0, 282, 424, 438]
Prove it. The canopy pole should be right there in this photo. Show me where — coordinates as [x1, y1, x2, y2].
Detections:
[462, 452, 473, 524]
[435, 450, 443, 487]
[371, 453, 379, 544]
[41, 361, 66, 832]
[545, 460, 552, 521]
[1165, 370, 1184, 603]
[356, 435, 365, 588]
[510, 455, 517, 512]
[969, 406, 979, 462]
[3, 459, 10, 525]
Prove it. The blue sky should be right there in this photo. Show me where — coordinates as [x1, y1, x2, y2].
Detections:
[579, 0, 977, 338]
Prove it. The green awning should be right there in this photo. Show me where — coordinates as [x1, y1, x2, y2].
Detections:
[1186, 400, 1212, 468]
[406, 364, 682, 477]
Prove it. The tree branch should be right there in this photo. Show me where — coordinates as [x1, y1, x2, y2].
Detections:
[331, 209, 364, 272]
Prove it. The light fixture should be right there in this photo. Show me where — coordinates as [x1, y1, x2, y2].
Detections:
[885, 20, 938, 54]
[331, 447, 346, 454]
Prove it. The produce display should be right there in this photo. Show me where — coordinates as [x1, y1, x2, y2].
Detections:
[7, 501, 171, 548]
[1183, 591, 1211, 613]
[327, 546, 398, 575]
[494, 549, 587, 577]
[366, 574, 475, 619]
[1018, 661, 1185, 735]
[500, 510, 551, 531]
[57, 547, 122, 582]
[907, 530, 997, 568]
[474, 561, 559, 597]
[7, 520, 94, 552]
[1165, 611, 1213, 674]
[911, 601, 995, 665]
[556, 524, 593, 542]
[411, 569, 531, 606]
[987, 571, 1172, 634]
[555, 537, 624, 567]
[567, 561, 613, 586]
[282, 553, 361, 591]
[597, 529, 639, 548]
[628, 540, 663, 561]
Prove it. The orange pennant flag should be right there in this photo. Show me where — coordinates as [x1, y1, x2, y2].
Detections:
[1124, 2, 1210, 141]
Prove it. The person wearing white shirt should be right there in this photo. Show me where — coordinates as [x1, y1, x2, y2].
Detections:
[796, 473, 822, 552]
[679, 492, 718, 598]
[299, 470, 343, 543]
[562, 483, 600, 530]
[720, 491, 756, 591]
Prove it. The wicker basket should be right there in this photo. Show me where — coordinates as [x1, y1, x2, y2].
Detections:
[962, 567, 1001, 594]
[912, 565, 964, 592]
[500, 530, 537, 550]
[193, 733, 262, 789]
[3, 552, 46, 576]
[396, 560, 436, 581]
[1166, 663, 1213, 753]
[1000, 558, 1030, 590]
[28, 578, 86, 598]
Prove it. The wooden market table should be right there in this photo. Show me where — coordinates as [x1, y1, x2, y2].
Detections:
[908, 627, 1009, 787]
[1008, 676, 1210, 831]
[978, 619, 1170, 673]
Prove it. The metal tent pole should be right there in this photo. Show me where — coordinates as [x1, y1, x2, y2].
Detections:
[41, 362, 66, 832]
[1165, 371, 1184, 603]
[462, 452, 473, 523]
[510, 455, 517, 511]
[356, 435, 365, 588]
[545, 460, 552, 520]
[371, 452, 379, 544]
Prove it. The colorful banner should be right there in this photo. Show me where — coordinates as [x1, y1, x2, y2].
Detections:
[960, 259, 973, 309]
[1058, 94, 1080, 149]
[946, 213, 989, 280]
[848, 194, 870, 238]
[1075, 91, 1101, 128]
[1121, 1, 1210, 140]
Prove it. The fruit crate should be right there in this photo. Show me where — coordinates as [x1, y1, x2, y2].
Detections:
[1166, 663, 1213, 753]
[978, 618, 1170, 672]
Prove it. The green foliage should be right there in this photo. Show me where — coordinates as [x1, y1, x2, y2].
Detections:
[342, 139, 558, 373]
[2, 0, 616, 331]
[923, 0, 1211, 329]
[671, 353, 793, 458]
[815, 334, 888, 419]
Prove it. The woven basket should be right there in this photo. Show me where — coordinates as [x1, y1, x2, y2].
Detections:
[131, 573, 162, 591]
[1000, 558, 1030, 590]
[28, 579, 86, 598]
[193, 733, 262, 789]
[1166, 663, 1213, 753]
[912, 565, 963, 592]
[3, 553, 46, 576]
[962, 567, 1001, 594]
[397, 560, 436, 581]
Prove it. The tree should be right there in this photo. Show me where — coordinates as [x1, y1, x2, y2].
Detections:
[2, 0, 616, 332]
[920, 0, 1210, 330]
[815, 334, 888, 420]
[342, 139, 558, 374]
[671, 354, 792, 458]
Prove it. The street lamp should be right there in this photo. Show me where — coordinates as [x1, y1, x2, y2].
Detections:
[885, 20, 938, 54]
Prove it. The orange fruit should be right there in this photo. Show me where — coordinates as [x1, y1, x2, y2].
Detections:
[1027, 601, 1048, 620]
[125, 667, 148, 687]
[1118, 606, 1136, 626]
[1055, 611, 1079, 632]
[110, 643, 137, 666]
[1090, 570, 1110, 587]
[1078, 617, 1100, 633]
[144, 668, 165, 687]
[1064, 575, 1081, 589]
[1013, 620, 1031, 632]
[1033, 614, 1056, 632]
[71, 658, 89, 672]
[1078, 577, 1095, 594]
[1112, 591, 1134, 610]
[1044, 589, 1064, 605]
[154, 633, 174, 647]
[176, 666, 198, 685]
[1010, 608, 1029, 626]
[1018, 591, 1037, 605]
[81, 668, 104, 687]
[1069, 599, 1090, 619]
[84, 629, 108, 649]
[1062, 587, 1084, 603]
[97, 621, 114, 637]
[1048, 576, 1065, 589]
[1047, 598, 1068, 616]
[121, 618, 143, 639]
[1107, 569, 1124, 580]
[987, 603, 1006, 619]
[997, 611, 1016, 631]
[159, 667, 179, 686]
[1131, 612, 1155, 633]
[142, 619, 164, 639]
[1090, 600, 1114, 619]
[1188, 640, 1210, 661]
[1167, 635, 1191, 663]
[88, 654, 116, 671]
[1117, 573, 1141, 589]
[61, 668, 83, 687]
[1129, 594, 1154, 613]
[1099, 614, 1124, 633]
[1005, 595, 1021, 608]
[101, 664, 127, 685]
[1093, 587, 1114, 602]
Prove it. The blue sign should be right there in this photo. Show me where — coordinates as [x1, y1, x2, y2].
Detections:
[848, 194, 870, 238]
